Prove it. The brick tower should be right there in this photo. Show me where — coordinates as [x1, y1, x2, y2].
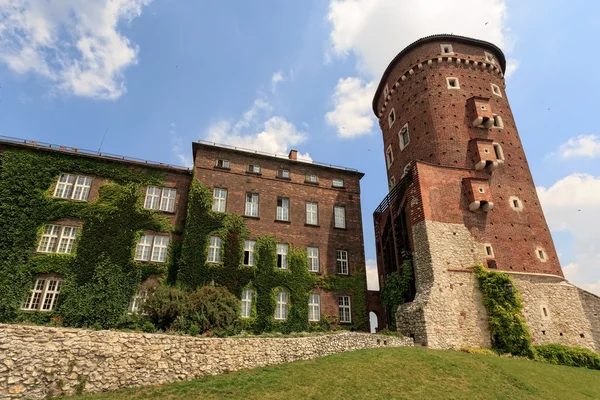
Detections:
[369, 35, 600, 350]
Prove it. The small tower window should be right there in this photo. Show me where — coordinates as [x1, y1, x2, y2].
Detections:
[536, 248, 548, 262]
[478, 187, 485, 194]
[446, 77, 460, 89]
[386, 145, 394, 169]
[484, 244, 494, 258]
[383, 84, 389, 99]
[441, 44, 454, 55]
[485, 52, 495, 63]
[388, 108, 396, 128]
[493, 143, 505, 162]
[399, 124, 410, 151]
[509, 196, 523, 211]
[491, 83, 502, 97]
[493, 115, 504, 129]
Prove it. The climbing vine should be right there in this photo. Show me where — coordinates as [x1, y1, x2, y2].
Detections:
[472, 265, 534, 358]
[380, 259, 414, 329]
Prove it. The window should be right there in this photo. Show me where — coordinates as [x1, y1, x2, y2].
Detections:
[308, 294, 320, 322]
[338, 295, 351, 323]
[212, 188, 228, 212]
[334, 206, 346, 229]
[383, 84, 389, 99]
[22, 275, 62, 312]
[493, 143, 505, 162]
[277, 169, 290, 179]
[509, 196, 524, 212]
[207, 236, 222, 263]
[128, 288, 148, 313]
[245, 193, 259, 217]
[276, 197, 290, 221]
[333, 179, 344, 188]
[536, 248, 547, 262]
[491, 83, 502, 97]
[274, 290, 288, 320]
[493, 115, 504, 129]
[478, 187, 485, 194]
[215, 159, 230, 169]
[388, 108, 396, 128]
[54, 174, 92, 201]
[306, 174, 318, 183]
[336, 250, 349, 274]
[446, 77, 460, 89]
[484, 244, 494, 258]
[241, 289, 253, 318]
[247, 164, 261, 174]
[389, 176, 396, 189]
[307, 247, 320, 272]
[399, 124, 410, 151]
[277, 244, 288, 269]
[244, 240, 255, 266]
[485, 51, 495, 63]
[135, 235, 169, 262]
[144, 187, 177, 212]
[441, 44, 454, 54]
[38, 225, 79, 254]
[386, 145, 394, 169]
[306, 202, 318, 225]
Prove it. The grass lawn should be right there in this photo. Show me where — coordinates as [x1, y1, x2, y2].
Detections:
[74, 347, 600, 400]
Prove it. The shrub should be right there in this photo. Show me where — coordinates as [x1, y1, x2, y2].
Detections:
[143, 286, 190, 331]
[380, 260, 414, 330]
[141, 321, 156, 333]
[187, 285, 240, 334]
[535, 344, 600, 370]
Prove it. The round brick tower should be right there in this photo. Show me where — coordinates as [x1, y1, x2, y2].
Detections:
[372, 34, 561, 279]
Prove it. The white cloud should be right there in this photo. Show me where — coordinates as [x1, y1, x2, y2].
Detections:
[169, 123, 193, 168]
[325, 0, 514, 137]
[271, 71, 284, 93]
[537, 173, 600, 295]
[557, 135, 600, 160]
[0, 0, 149, 99]
[366, 258, 379, 291]
[504, 58, 520, 79]
[205, 97, 312, 161]
[326, 77, 376, 138]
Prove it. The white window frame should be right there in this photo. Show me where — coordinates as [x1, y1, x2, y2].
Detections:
[274, 290, 288, 320]
[54, 174, 92, 201]
[144, 186, 161, 210]
[277, 243, 288, 269]
[276, 197, 290, 221]
[509, 196, 524, 212]
[491, 83, 502, 97]
[493, 143, 505, 162]
[484, 244, 495, 258]
[212, 188, 228, 212]
[159, 188, 177, 212]
[388, 108, 396, 128]
[38, 224, 79, 254]
[485, 51, 496, 64]
[128, 288, 149, 313]
[441, 44, 454, 55]
[278, 169, 290, 179]
[22, 275, 62, 312]
[306, 202, 318, 225]
[386, 145, 394, 169]
[536, 247, 548, 262]
[332, 179, 344, 188]
[135, 234, 169, 263]
[383, 84, 389, 99]
[247, 164, 261, 174]
[446, 77, 460, 89]
[241, 289, 253, 318]
[492, 114, 504, 129]
[215, 159, 230, 168]
[307, 247, 320, 272]
[144, 187, 177, 213]
[336, 250, 349, 274]
[334, 206, 346, 229]
[308, 294, 321, 322]
[306, 174, 318, 183]
[398, 123, 410, 151]
[244, 240, 256, 266]
[207, 236, 222, 263]
[245, 193, 259, 217]
[338, 295, 352, 323]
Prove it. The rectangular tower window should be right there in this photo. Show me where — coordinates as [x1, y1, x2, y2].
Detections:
[491, 83, 502, 97]
[386, 145, 394, 169]
[446, 77, 460, 89]
[388, 108, 396, 128]
[399, 124, 410, 151]
[441, 44, 454, 54]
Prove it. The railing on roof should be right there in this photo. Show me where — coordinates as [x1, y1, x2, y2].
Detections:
[373, 171, 412, 215]
[0, 135, 191, 171]
[195, 140, 360, 173]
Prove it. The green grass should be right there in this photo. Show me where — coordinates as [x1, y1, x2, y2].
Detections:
[73, 347, 600, 400]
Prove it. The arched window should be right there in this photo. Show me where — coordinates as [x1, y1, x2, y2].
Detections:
[22, 275, 62, 312]
[274, 290, 288, 320]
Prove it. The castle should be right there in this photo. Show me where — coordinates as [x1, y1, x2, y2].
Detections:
[369, 34, 600, 351]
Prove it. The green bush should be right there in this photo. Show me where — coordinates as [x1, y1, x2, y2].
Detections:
[380, 260, 414, 330]
[143, 286, 190, 331]
[187, 285, 240, 333]
[535, 344, 600, 370]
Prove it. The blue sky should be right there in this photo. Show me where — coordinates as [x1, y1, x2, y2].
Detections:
[1, 0, 599, 294]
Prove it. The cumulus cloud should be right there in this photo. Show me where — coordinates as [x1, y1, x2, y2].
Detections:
[271, 71, 284, 93]
[0, 0, 149, 99]
[556, 135, 600, 160]
[325, 0, 514, 137]
[205, 98, 311, 161]
[326, 77, 376, 138]
[169, 123, 193, 168]
[366, 258, 379, 291]
[537, 173, 600, 295]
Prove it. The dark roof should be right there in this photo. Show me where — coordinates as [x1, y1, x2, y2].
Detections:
[372, 34, 507, 115]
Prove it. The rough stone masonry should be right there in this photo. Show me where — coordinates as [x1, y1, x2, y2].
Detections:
[0, 324, 413, 399]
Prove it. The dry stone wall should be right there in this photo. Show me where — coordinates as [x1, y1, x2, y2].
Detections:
[0, 324, 413, 399]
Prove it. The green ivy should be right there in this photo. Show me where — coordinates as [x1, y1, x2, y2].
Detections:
[380, 259, 414, 330]
[472, 265, 534, 358]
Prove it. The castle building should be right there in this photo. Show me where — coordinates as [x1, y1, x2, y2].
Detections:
[0, 137, 365, 328]
[370, 35, 600, 350]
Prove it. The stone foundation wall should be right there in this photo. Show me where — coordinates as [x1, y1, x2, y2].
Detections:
[0, 324, 413, 399]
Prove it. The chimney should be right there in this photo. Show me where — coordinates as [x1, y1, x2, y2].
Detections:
[288, 150, 298, 160]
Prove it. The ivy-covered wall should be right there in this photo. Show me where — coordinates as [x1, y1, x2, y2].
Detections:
[0, 147, 368, 332]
